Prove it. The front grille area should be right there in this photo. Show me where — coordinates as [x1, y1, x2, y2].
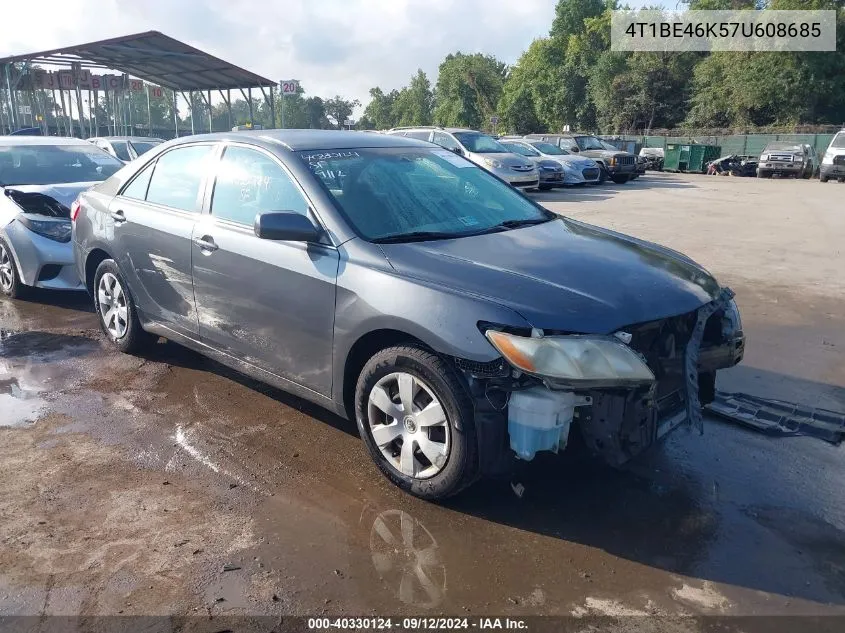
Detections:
[617, 155, 635, 166]
[834, 155, 845, 165]
[511, 165, 534, 172]
[583, 168, 600, 179]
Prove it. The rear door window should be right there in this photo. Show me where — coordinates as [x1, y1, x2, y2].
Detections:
[211, 145, 308, 226]
[145, 145, 214, 212]
[433, 132, 459, 151]
[121, 161, 155, 200]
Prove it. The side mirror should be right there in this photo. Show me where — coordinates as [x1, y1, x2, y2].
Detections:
[254, 212, 320, 242]
[569, 146, 580, 153]
[451, 147, 463, 155]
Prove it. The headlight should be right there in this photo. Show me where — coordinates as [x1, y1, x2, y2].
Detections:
[760, 154, 769, 161]
[485, 330, 654, 386]
[18, 216, 72, 243]
[608, 157, 617, 166]
[483, 158, 503, 169]
[822, 152, 835, 165]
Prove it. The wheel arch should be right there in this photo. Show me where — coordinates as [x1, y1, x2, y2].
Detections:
[84, 247, 113, 295]
[341, 328, 433, 420]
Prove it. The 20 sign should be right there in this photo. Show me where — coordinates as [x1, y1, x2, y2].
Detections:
[280, 80, 299, 95]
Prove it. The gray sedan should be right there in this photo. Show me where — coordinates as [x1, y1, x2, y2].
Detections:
[72, 130, 744, 499]
[0, 137, 123, 298]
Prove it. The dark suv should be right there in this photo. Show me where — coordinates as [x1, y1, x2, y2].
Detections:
[525, 133, 638, 183]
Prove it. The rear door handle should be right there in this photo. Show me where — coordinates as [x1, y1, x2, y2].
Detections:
[110, 210, 126, 223]
[193, 236, 218, 252]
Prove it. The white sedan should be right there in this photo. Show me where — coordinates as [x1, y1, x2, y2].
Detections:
[501, 138, 603, 185]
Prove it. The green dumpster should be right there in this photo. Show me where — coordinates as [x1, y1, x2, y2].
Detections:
[664, 143, 721, 173]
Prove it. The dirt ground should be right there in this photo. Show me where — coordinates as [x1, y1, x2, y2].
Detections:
[1, 173, 844, 629]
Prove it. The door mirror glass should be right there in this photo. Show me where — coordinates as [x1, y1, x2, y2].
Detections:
[452, 147, 463, 155]
[254, 212, 320, 242]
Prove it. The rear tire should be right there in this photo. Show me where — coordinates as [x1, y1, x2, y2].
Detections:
[93, 259, 153, 354]
[355, 345, 478, 500]
[0, 237, 26, 299]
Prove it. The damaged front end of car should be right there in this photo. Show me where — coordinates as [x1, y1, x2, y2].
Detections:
[457, 288, 745, 474]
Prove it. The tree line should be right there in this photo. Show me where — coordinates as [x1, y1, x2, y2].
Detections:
[359, 0, 845, 134]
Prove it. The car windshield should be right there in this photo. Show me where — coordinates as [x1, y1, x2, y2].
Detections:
[501, 143, 539, 157]
[299, 147, 553, 242]
[766, 143, 801, 152]
[129, 140, 161, 156]
[574, 136, 607, 151]
[600, 140, 622, 151]
[531, 141, 567, 155]
[832, 133, 845, 148]
[0, 143, 123, 186]
[453, 132, 507, 154]
[110, 141, 132, 161]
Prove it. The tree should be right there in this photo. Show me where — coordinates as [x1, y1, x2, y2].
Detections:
[324, 96, 361, 128]
[304, 96, 330, 129]
[393, 69, 434, 126]
[433, 52, 507, 130]
[363, 87, 399, 130]
[550, 0, 605, 41]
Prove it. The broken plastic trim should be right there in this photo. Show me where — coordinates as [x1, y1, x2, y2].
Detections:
[685, 287, 735, 435]
[5, 188, 71, 218]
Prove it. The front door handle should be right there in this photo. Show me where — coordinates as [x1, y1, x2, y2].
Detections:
[193, 236, 218, 252]
[110, 209, 126, 223]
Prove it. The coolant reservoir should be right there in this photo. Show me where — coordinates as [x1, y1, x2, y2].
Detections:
[507, 388, 575, 461]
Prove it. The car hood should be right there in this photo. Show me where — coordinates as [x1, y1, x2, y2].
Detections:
[3, 182, 98, 210]
[474, 152, 535, 170]
[554, 155, 598, 169]
[379, 218, 721, 333]
[581, 149, 628, 160]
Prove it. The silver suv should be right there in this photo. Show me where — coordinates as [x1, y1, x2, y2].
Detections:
[524, 133, 637, 184]
[387, 127, 539, 190]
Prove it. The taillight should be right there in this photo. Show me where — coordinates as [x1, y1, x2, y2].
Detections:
[70, 199, 81, 222]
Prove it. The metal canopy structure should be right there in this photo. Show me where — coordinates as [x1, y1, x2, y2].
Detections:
[0, 31, 275, 91]
[0, 31, 277, 137]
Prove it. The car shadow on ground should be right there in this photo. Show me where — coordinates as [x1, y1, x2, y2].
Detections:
[16, 288, 93, 313]
[135, 333, 845, 606]
[531, 173, 698, 204]
[441, 367, 845, 607]
[135, 338, 360, 439]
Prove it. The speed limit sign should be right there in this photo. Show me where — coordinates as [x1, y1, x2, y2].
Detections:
[280, 80, 299, 95]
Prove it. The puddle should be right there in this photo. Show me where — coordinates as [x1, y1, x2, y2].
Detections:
[0, 378, 47, 427]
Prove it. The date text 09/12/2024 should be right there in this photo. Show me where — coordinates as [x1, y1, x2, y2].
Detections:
[307, 617, 528, 630]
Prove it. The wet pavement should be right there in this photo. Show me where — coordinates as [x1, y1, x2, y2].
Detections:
[1, 175, 844, 626]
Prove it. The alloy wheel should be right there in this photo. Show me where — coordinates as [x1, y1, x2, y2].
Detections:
[98, 272, 129, 339]
[0, 243, 13, 292]
[367, 372, 450, 480]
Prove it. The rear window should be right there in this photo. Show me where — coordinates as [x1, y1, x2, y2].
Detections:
[0, 144, 123, 186]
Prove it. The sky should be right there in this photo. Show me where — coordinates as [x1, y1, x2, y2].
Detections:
[0, 0, 666, 113]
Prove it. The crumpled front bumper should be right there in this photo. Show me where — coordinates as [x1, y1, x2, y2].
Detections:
[2, 219, 84, 291]
[570, 288, 743, 466]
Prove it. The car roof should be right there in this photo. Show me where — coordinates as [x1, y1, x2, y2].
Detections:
[92, 136, 164, 142]
[164, 129, 430, 151]
[0, 136, 92, 146]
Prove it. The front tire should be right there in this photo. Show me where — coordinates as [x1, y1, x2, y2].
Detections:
[0, 237, 26, 299]
[93, 259, 152, 354]
[610, 174, 629, 184]
[355, 345, 478, 500]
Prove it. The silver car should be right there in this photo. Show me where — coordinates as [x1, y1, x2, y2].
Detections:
[501, 138, 602, 185]
[90, 136, 164, 163]
[387, 127, 540, 190]
[0, 137, 124, 297]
